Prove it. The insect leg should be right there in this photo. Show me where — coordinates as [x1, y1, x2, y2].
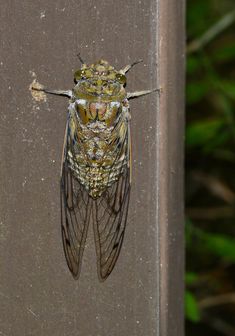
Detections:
[119, 59, 143, 74]
[127, 88, 160, 99]
[32, 86, 72, 98]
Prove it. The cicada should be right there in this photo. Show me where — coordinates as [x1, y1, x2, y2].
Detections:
[32, 57, 156, 281]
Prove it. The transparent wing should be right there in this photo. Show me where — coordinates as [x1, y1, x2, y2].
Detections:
[61, 115, 131, 281]
[60, 126, 92, 279]
[93, 128, 131, 281]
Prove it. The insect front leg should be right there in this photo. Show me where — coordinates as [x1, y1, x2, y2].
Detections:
[127, 88, 161, 99]
[32, 86, 72, 98]
[119, 59, 143, 74]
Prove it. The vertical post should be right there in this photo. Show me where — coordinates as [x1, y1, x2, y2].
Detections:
[158, 0, 185, 335]
[0, 0, 184, 335]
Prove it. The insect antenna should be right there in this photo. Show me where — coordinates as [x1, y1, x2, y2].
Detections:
[77, 53, 85, 65]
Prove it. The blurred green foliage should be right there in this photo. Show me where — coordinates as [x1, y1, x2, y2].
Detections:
[185, 291, 201, 322]
[186, 0, 235, 335]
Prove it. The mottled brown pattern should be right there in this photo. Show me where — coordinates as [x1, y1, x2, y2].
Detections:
[30, 59, 156, 281]
[59, 60, 131, 280]
[66, 60, 130, 199]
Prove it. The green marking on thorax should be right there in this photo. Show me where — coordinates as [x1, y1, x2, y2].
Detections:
[73, 60, 127, 102]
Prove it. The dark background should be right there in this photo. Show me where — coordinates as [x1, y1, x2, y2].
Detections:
[186, 0, 235, 335]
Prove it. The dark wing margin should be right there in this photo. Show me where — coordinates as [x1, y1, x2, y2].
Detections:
[60, 124, 92, 279]
[93, 128, 131, 281]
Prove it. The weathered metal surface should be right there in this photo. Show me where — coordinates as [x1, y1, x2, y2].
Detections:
[0, 1, 184, 335]
[158, 1, 185, 335]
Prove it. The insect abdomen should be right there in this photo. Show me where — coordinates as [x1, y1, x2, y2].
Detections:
[68, 154, 127, 199]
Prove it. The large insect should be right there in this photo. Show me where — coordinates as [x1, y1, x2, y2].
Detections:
[32, 57, 156, 281]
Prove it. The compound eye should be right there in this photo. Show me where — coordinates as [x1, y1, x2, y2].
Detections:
[74, 69, 83, 83]
[116, 73, 126, 84]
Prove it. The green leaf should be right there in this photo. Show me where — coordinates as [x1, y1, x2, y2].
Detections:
[202, 233, 235, 262]
[187, 224, 235, 262]
[186, 119, 223, 148]
[187, 1, 211, 37]
[186, 81, 210, 104]
[213, 43, 235, 63]
[186, 272, 199, 286]
[187, 56, 202, 75]
[218, 80, 235, 101]
[185, 291, 201, 322]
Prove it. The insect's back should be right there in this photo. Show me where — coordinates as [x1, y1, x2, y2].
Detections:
[67, 60, 130, 199]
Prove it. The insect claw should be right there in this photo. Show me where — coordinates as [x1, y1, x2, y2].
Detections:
[32, 86, 72, 98]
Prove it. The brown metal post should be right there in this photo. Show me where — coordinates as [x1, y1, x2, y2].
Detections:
[0, 1, 184, 335]
[158, 1, 185, 335]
